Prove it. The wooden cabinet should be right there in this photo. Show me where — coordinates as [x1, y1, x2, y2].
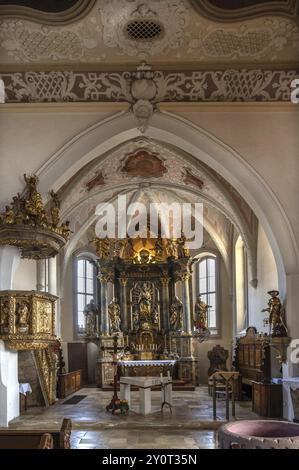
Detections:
[252, 381, 283, 418]
[57, 370, 82, 399]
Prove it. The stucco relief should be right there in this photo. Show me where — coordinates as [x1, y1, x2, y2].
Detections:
[188, 19, 299, 60]
[0, 14, 104, 62]
[99, 0, 190, 58]
[0, 1, 298, 64]
[1, 69, 297, 103]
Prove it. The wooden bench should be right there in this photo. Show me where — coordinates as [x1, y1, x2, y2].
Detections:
[0, 418, 72, 449]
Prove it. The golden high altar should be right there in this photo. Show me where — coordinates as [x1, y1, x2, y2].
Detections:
[84, 235, 209, 388]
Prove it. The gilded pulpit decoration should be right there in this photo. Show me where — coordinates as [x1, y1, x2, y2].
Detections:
[0, 290, 57, 350]
[34, 346, 58, 406]
[0, 174, 72, 259]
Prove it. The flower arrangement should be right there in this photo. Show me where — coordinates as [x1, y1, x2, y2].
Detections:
[119, 399, 129, 415]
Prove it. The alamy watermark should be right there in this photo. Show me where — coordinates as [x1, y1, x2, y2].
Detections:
[290, 339, 299, 364]
[95, 195, 204, 250]
[291, 79, 299, 104]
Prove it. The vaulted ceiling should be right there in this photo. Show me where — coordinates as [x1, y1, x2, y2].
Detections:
[0, 0, 298, 68]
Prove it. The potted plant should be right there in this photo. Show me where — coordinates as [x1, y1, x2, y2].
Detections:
[119, 399, 129, 415]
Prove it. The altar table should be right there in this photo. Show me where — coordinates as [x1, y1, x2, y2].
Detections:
[119, 376, 172, 416]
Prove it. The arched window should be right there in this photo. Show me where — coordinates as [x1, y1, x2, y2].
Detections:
[235, 236, 247, 333]
[197, 255, 218, 331]
[75, 257, 96, 331]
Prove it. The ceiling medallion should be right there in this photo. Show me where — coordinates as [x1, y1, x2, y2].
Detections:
[0, 174, 72, 259]
[99, 0, 190, 58]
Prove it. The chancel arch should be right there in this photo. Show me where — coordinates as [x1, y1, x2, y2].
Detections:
[35, 110, 296, 295]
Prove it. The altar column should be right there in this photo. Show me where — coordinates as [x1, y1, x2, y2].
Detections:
[98, 273, 109, 335]
[119, 277, 128, 333]
[161, 276, 170, 331]
[181, 272, 192, 334]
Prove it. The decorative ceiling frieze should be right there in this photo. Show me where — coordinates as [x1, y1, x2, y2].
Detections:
[0, 1, 298, 66]
[190, 0, 299, 22]
[0, 0, 96, 25]
[1, 68, 297, 103]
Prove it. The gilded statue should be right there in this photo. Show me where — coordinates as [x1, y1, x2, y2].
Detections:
[139, 283, 153, 323]
[50, 190, 60, 227]
[194, 295, 210, 331]
[166, 238, 177, 258]
[0, 174, 71, 244]
[169, 296, 183, 331]
[108, 299, 121, 333]
[121, 235, 135, 261]
[17, 302, 30, 326]
[176, 233, 190, 258]
[93, 237, 111, 259]
[61, 220, 72, 240]
[262, 290, 288, 337]
[83, 299, 99, 337]
[24, 174, 44, 219]
[3, 205, 14, 224]
[154, 236, 164, 261]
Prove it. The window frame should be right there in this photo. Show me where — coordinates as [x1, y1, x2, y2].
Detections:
[74, 255, 97, 336]
[196, 254, 220, 336]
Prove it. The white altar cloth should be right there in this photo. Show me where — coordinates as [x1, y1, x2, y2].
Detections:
[120, 376, 172, 416]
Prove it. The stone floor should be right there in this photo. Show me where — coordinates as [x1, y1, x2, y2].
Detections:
[5, 386, 259, 449]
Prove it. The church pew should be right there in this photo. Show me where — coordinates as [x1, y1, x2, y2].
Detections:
[0, 418, 71, 449]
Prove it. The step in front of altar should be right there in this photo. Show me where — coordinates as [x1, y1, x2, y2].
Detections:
[101, 379, 195, 392]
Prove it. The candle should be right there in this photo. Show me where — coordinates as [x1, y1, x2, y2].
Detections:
[167, 371, 170, 378]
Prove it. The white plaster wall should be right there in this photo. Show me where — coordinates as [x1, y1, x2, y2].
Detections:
[12, 259, 37, 291]
[248, 224, 279, 333]
[0, 341, 19, 426]
[177, 110, 299, 249]
[0, 109, 121, 206]
[196, 260, 233, 384]
[60, 257, 75, 344]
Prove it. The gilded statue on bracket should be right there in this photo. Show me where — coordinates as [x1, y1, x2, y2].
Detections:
[194, 295, 210, 331]
[108, 299, 121, 333]
[169, 296, 183, 331]
[262, 290, 288, 337]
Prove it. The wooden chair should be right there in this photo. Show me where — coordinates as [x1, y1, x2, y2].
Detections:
[209, 371, 240, 420]
[0, 418, 72, 449]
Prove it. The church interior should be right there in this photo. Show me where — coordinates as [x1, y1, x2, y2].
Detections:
[0, 0, 299, 451]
